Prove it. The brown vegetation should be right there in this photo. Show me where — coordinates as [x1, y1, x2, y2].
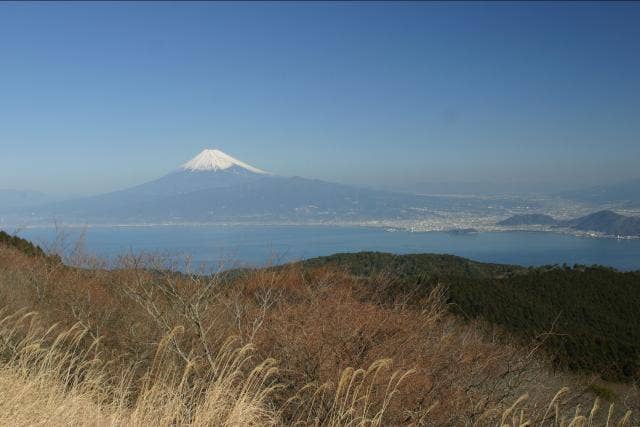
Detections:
[0, 241, 637, 425]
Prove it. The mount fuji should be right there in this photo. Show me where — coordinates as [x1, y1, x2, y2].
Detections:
[11, 149, 443, 225]
[108, 149, 269, 198]
[181, 149, 267, 174]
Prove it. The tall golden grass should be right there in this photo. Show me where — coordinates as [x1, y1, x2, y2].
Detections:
[0, 312, 633, 426]
[0, 311, 406, 426]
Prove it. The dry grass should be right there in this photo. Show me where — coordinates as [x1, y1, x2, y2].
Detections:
[0, 312, 633, 426]
[287, 358, 414, 426]
[0, 312, 402, 426]
[0, 243, 637, 425]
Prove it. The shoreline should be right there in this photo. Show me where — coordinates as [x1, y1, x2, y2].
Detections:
[3, 221, 639, 241]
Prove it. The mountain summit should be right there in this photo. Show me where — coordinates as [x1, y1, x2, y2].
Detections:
[181, 149, 267, 174]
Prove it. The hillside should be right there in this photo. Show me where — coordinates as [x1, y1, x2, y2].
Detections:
[498, 210, 640, 237]
[447, 267, 640, 380]
[0, 230, 56, 260]
[497, 213, 558, 226]
[298, 251, 525, 279]
[561, 210, 640, 236]
[299, 252, 640, 381]
[0, 236, 638, 424]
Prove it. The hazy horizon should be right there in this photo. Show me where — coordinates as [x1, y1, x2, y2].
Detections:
[5, 145, 632, 199]
[2, 2, 639, 196]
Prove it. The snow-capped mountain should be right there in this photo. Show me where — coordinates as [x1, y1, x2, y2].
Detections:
[13, 149, 445, 225]
[111, 149, 268, 197]
[181, 149, 267, 174]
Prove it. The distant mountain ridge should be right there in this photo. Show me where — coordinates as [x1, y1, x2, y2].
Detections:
[13, 149, 449, 225]
[562, 210, 640, 236]
[497, 210, 640, 237]
[497, 214, 557, 226]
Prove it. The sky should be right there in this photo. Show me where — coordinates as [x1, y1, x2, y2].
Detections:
[1, 1, 639, 195]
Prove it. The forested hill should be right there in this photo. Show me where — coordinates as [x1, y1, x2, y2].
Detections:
[0, 230, 48, 259]
[299, 252, 640, 381]
[447, 267, 640, 380]
[299, 251, 526, 280]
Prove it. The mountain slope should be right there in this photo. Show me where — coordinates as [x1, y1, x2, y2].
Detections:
[297, 251, 524, 279]
[84, 149, 268, 198]
[181, 148, 267, 174]
[561, 210, 640, 236]
[296, 251, 640, 381]
[497, 213, 558, 226]
[497, 210, 640, 237]
[34, 176, 441, 223]
[19, 149, 444, 224]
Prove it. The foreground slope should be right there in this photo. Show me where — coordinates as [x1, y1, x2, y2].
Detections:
[299, 252, 640, 381]
[0, 235, 638, 424]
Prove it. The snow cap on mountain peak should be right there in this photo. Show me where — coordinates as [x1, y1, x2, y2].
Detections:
[181, 149, 267, 174]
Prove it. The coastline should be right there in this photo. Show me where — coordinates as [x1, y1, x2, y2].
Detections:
[3, 219, 639, 241]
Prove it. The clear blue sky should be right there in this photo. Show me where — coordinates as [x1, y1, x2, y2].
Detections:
[1, 1, 639, 195]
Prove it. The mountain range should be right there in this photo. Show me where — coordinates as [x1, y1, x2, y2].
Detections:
[497, 210, 640, 237]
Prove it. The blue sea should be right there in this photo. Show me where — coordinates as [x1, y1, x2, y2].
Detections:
[13, 225, 640, 272]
